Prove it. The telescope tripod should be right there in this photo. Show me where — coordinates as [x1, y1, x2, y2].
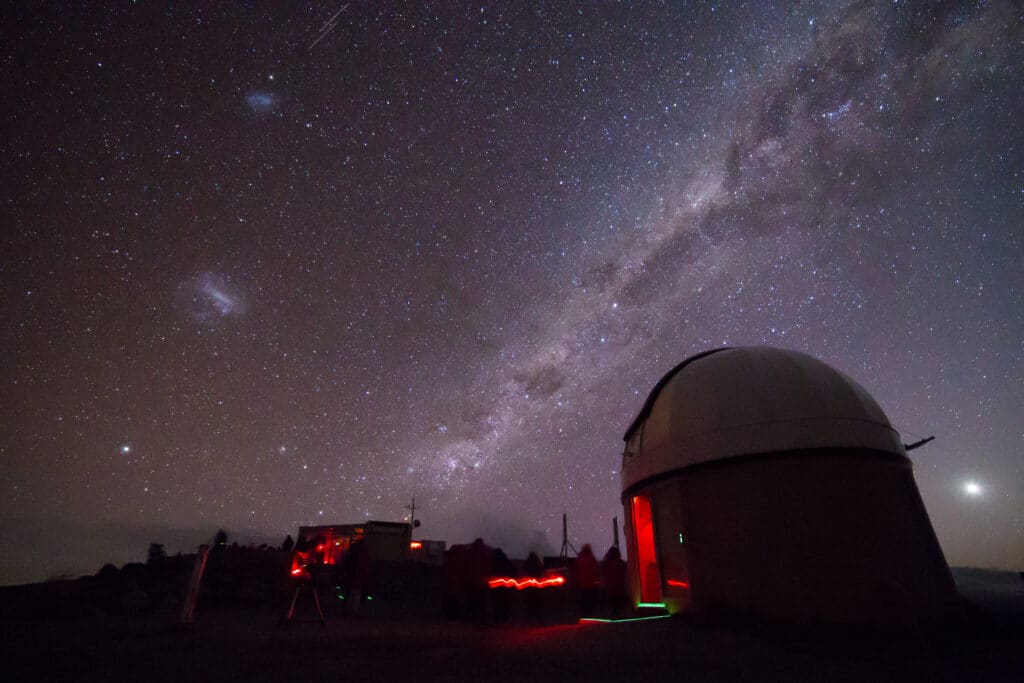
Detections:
[280, 579, 326, 629]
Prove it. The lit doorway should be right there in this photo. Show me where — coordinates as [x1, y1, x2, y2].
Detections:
[631, 494, 661, 604]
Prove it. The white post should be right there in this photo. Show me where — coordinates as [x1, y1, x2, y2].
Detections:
[179, 544, 210, 624]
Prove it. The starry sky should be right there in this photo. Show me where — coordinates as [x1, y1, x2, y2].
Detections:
[2, 1, 1022, 585]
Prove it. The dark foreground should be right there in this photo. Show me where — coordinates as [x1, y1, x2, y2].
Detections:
[3, 561, 1022, 682]
[4, 601, 1023, 683]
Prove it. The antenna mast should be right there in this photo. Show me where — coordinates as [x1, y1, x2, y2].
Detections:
[405, 495, 418, 528]
[559, 512, 577, 563]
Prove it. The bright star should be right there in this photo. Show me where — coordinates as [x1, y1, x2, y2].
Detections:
[120, 445, 131, 454]
[962, 481, 983, 497]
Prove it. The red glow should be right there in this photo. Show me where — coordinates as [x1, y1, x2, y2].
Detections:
[409, 541, 423, 549]
[487, 576, 566, 590]
[290, 552, 309, 578]
[666, 580, 690, 588]
[632, 494, 661, 603]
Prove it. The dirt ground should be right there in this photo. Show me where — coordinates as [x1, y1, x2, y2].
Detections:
[4, 598, 1023, 683]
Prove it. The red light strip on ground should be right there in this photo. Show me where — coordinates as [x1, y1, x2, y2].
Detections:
[666, 580, 690, 588]
[487, 576, 566, 590]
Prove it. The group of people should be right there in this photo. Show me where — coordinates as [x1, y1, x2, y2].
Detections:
[442, 538, 629, 623]
[573, 544, 628, 618]
[443, 538, 505, 622]
[288, 534, 632, 623]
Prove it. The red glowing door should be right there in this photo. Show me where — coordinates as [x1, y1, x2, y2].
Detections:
[631, 494, 661, 604]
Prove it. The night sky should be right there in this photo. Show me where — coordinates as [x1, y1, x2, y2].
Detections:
[2, 1, 1022, 585]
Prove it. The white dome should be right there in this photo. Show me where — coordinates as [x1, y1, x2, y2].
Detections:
[621, 347, 905, 492]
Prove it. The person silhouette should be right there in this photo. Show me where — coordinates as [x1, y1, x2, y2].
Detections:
[600, 545, 628, 617]
[524, 552, 544, 621]
[575, 544, 599, 618]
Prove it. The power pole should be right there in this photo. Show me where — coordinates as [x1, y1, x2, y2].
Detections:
[559, 512, 577, 563]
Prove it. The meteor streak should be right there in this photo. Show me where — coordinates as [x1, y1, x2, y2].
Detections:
[309, 4, 348, 50]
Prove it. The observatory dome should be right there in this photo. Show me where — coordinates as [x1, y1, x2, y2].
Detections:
[622, 347, 904, 491]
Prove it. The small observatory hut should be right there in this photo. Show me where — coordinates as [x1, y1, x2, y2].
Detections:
[621, 346, 958, 625]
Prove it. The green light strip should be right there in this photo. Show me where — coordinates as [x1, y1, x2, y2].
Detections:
[579, 615, 671, 624]
[635, 602, 667, 609]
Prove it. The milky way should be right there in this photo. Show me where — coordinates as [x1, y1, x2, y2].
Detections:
[2, 1, 1021, 583]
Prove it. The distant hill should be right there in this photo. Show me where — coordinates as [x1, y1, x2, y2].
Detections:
[951, 567, 1024, 615]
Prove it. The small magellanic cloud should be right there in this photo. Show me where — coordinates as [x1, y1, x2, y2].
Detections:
[246, 91, 276, 113]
